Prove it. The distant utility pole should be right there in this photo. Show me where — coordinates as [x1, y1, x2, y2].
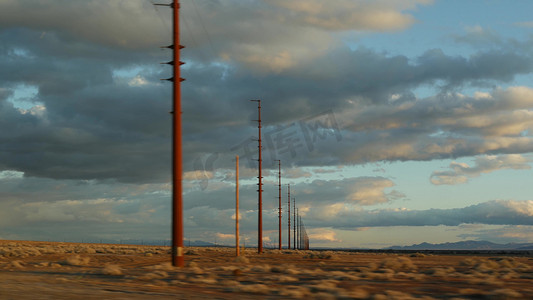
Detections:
[287, 184, 291, 249]
[155, 0, 185, 267]
[235, 155, 240, 257]
[251, 99, 263, 254]
[293, 197, 296, 250]
[276, 160, 282, 250]
[296, 208, 299, 249]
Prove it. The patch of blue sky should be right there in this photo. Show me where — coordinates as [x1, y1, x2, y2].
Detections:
[12, 47, 33, 59]
[112, 65, 151, 79]
[336, 224, 500, 248]
[380, 157, 533, 211]
[347, 1, 533, 59]
[6, 84, 41, 110]
[0, 170, 24, 180]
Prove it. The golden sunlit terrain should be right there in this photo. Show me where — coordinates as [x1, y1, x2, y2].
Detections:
[1, 240, 532, 299]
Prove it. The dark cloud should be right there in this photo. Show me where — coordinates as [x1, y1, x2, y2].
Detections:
[3, 0, 533, 183]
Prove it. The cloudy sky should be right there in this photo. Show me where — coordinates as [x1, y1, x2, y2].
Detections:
[1, 0, 533, 248]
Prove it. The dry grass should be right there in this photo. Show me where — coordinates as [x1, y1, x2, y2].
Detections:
[1, 240, 532, 299]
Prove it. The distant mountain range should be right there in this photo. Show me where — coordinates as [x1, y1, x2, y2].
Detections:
[386, 240, 533, 250]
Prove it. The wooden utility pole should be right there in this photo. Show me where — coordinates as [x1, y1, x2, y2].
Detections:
[276, 160, 282, 250]
[293, 197, 296, 249]
[172, 0, 184, 269]
[287, 184, 290, 249]
[251, 100, 263, 253]
[236, 155, 240, 256]
[155, 0, 185, 268]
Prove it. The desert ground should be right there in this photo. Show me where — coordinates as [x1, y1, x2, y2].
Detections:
[1, 240, 532, 299]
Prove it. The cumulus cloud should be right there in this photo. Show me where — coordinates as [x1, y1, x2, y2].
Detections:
[458, 225, 533, 244]
[266, 0, 431, 31]
[0, 0, 168, 50]
[308, 228, 342, 243]
[431, 154, 531, 185]
[330, 86, 533, 166]
[306, 200, 533, 229]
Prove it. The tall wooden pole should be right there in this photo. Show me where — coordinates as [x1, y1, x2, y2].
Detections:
[236, 156, 240, 256]
[251, 99, 263, 254]
[277, 160, 282, 250]
[287, 184, 290, 249]
[293, 197, 296, 250]
[172, 0, 184, 267]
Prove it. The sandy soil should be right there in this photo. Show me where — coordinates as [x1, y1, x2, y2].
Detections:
[1, 240, 532, 299]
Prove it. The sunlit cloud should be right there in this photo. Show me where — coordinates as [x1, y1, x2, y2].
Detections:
[430, 154, 531, 185]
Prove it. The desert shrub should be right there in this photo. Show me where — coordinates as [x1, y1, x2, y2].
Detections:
[410, 252, 426, 258]
[234, 256, 249, 263]
[426, 267, 455, 277]
[64, 255, 90, 266]
[304, 251, 336, 260]
[276, 275, 299, 282]
[278, 286, 310, 298]
[329, 270, 359, 281]
[188, 266, 204, 275]
[299, 268, 322, 276]
[460, 258, 477, 267]
[489, 288, 522, 299]
[362, 271, 394, 281]
[140, 270, 169, 280]
[11, 260, 24, 268]
[185, 249, 199, 255]
[186, 261, 198, 268]
[148, 262, 175, 271]
[379, 256, 417, 271]
[251, 264, 271, 272]
[270, 264, 300, 275]
[306, 279, 340, 293]
[236, 283, 271, 295]
[189, 274, 217, 284]
[458, 288, 486, 297]
[345, 288, 369, 299]
[101, 264, 123, 276]
[219, 279, 240, 286]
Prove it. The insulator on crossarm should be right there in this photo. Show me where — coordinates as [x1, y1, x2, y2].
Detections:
[161, 77, 174, 82]
[153, 3, 174, 8]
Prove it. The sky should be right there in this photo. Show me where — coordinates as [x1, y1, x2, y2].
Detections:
[1, 0, 533, 248]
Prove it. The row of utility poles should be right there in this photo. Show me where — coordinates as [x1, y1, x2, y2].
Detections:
[250, 100, 309, 253]
[159, 0, 308, 266]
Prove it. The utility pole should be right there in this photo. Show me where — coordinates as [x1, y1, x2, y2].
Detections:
[236, 155, 240, 257]
[293, 197, 296, 250]
[156, 0, 185, 267]
[276, 160, 282, 250]
[299, 214, 302, 250]
[296, 208, 299, 249]
[251, 99, 263, 254]
[287, 184, 290, 250]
